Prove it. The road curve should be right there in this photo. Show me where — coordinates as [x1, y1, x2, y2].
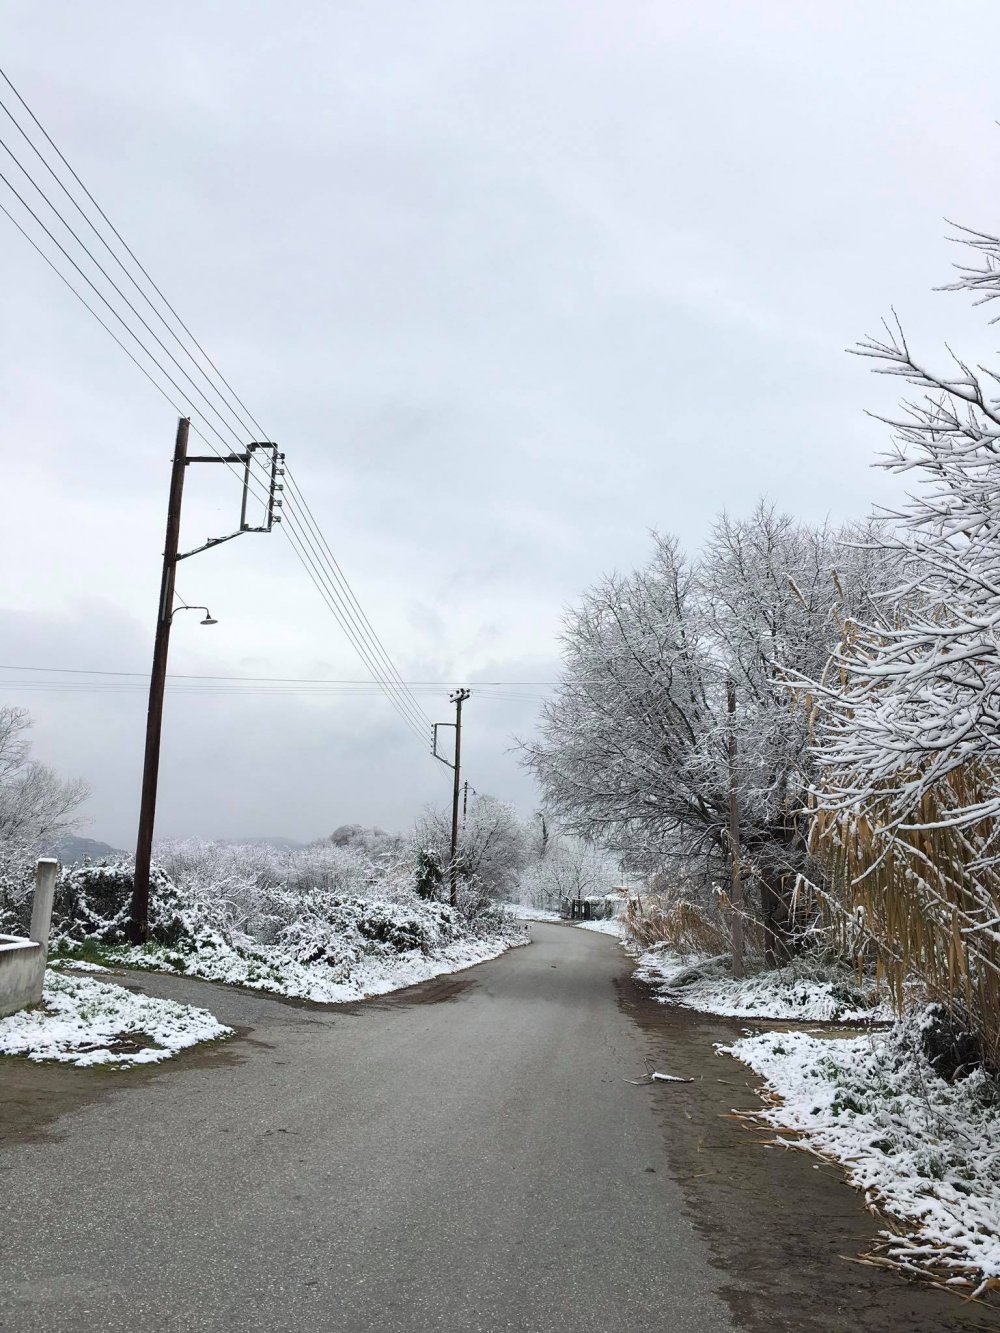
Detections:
[0, 923, 733, 1333]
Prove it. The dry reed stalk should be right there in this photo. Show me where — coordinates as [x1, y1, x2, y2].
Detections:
[623, 892, 763, 959]
[810, 760, 1000, 1069]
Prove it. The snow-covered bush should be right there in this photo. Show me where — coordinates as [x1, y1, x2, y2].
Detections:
[276, 895, 461, 966]
[54, 859, 186, 946]
[0, 841, 37, 934]
[38, 836, 520, 985]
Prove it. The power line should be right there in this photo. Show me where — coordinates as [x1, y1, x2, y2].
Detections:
[0, 664, 558, 685]
[283, 468, 431, 725]
[0, 683, 544, 700]
[278, 518, 431, 746]
[0, 101, 257, 450]
[0, 63, 270, 445]
[0, 68, 448, 761]
[0, 129, 430, 736]
[279, 504, 433, 733]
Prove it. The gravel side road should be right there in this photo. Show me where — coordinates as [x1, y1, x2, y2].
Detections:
[0, 925, 733, 1333]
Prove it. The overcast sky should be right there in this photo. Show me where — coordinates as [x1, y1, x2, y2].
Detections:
[3, 1, 1000, 848]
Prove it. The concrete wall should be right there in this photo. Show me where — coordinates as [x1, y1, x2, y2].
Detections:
[0, 859, 58, 1019]
[0, 937, 46, 1018]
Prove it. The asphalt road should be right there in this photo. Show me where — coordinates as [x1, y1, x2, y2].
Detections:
[0, 924, 734, 1333]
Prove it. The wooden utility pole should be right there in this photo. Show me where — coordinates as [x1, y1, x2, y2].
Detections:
[448, 689, 471, 908]
[727, 679, 745, 979]
[130, 418, 190, 943]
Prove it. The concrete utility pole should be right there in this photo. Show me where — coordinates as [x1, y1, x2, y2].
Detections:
[727, 679, 745, 979]
[448, 689, 471, 908]
[130, 417, 189, 943]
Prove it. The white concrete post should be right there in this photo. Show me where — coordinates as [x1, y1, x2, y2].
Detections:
[29, 858, 58, 957]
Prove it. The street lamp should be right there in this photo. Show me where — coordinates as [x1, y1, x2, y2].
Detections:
[170, 605, 218, 626]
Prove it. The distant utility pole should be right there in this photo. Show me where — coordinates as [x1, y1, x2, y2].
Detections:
[448, 690, 471, 908]
[727, 679, 745, 980]
[129, 417, 284, 944]
[432, 688, 472, 908]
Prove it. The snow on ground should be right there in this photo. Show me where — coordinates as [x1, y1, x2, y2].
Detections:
[94, 931, 526, 1005]
[636, 947, 891, 1022]
[0, 970, 231, 1067]
[726, 1023, 1000, 1292]
[503, 903, 562, 922]
[574, 918, 624, 936]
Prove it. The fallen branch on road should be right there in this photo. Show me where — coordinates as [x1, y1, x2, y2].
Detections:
[626, 1056, 694, 1086]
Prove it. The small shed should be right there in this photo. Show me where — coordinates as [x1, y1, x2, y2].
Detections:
[560, 894, 615, 922]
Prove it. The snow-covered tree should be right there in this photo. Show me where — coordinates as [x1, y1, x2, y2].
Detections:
[801, 224, 1000, 1061]
[523, 507, 886, 953]
[412, 794, 527, 901]
[518, 835, 619, 910]
[810, 242, 1000, 830]
[0, 706, 88, 847]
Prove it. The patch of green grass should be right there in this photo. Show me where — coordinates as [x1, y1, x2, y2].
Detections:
[50, 939, 117, 968]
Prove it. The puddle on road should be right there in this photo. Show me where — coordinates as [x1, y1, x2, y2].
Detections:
[615, 972, 1000, 1333]
[0, 1033, 247, 1147]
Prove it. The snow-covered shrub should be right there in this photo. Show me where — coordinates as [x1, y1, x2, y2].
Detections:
[0, 842, 36, 934]
[53, 858, 187, 946]
[414, 848, 443, 900]
[276, 895, 461, 966]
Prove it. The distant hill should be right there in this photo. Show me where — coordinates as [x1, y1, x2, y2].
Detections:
[52, 835, 125, 865]
[48, 835, 313, 864]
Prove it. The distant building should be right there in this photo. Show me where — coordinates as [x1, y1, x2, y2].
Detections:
[560, 893, 621, 921]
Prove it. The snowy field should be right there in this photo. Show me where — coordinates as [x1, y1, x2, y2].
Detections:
[727, 1024, 1000, 1294]
[503, 903, 563, 922]
[0, 970, 230, 1067]
[636, 947, 891, 1023]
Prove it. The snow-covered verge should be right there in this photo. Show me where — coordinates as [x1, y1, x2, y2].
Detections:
[12, 850, 529, 1005]
[636, 947, 892, 1023]
[71, 927, 525, 1004]
[575, 917, 624, 936]
[725, 1021, 1000, 1295]
[0, 970, 230, 1067]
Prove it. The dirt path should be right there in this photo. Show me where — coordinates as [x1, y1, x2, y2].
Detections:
[617, 971, 1000, 1332]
